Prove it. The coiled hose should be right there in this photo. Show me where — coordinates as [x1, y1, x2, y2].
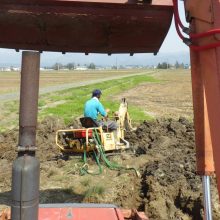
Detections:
[80, 128, 140, 177]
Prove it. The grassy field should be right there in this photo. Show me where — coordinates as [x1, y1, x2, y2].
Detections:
[0, 69, 158, 131]
[39, 74, 158, 123]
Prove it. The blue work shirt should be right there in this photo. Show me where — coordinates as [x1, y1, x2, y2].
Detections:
[84, 97, 107, 120]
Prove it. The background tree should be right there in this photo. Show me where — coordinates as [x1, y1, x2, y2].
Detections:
[88, 63, 96, 69]
[53, 62, 63, 71]
[175, 61, 180, 69]
[66, 62, 75, 70]
[157, 62, 170, 69]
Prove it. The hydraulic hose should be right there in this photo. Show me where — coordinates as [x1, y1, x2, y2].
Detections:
[173, 0, 220, 51]
[80, 145, 103, 176]
[80, 129, 139, 177]
[173, 0, 185, 29]
[190, 42, 220, 52]
[93, 129, 140, 176]
[190, 29, 220, 39]
[173, 0, 220, 39]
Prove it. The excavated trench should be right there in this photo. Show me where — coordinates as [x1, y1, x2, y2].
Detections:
[0, 116, 220, 219]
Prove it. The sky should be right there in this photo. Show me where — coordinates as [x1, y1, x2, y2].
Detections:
[0, 2, 190, 67]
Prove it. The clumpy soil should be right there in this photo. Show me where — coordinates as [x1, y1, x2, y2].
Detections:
[126, 118, 208, 219]
[0, 116, 220, 220]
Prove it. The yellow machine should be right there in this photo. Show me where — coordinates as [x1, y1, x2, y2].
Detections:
[55, 98, 133, 154]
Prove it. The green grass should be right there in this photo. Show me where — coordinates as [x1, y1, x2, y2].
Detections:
[38, 99, 46, 108]
[39, 74, 158, 124]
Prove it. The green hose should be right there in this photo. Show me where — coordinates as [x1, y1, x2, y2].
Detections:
[93, 129, 140, 177]
[80, 144, 103, 176]
[80, 129, 140, 177]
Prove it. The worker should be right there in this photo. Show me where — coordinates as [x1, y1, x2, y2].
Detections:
[84, 89, 118, 131]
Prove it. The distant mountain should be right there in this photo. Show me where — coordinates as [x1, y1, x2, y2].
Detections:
[0, 49, 190, 68]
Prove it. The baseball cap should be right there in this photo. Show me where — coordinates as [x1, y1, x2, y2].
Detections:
[92, 89, 102, 97]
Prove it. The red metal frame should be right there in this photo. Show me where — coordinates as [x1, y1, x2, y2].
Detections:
[39, 207, 125, 220]
[0, 0, 173, 5]
[0, 206, 149, 220]
[0, 1, 173, 54]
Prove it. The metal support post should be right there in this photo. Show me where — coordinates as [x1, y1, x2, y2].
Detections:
[203, 176, 213, 220]
[11, 51, 40, 220]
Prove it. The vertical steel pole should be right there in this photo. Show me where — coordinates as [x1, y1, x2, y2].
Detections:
[11, 51, 40, 220]
[203, 176, 213, 220]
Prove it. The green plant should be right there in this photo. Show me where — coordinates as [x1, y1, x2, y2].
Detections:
[38, 100, 46, 107]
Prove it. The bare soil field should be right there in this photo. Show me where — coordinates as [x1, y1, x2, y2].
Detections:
[0, 69, 145, 95]
[113, 69, 193, 120]
[0, 69, 219, 219]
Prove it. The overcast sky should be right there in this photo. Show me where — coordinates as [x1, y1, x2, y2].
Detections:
[0, 2, 189, 67]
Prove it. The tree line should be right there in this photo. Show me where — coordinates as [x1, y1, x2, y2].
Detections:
[157, 61, 189, 69]
[51, 62, 96, 70]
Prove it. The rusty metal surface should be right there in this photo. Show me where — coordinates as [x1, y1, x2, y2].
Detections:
[151, 0, 172, 6]
[0, 209, 10, 220]
[213, 0, 220, 40]
[0, 1, 173, 53]
[190, 46, 215, 176]
[185, 0, 213, 23]
[121, 209, 149, 220]
[19, 51, 40, 150]
[188, 0, 220, 195]
[0, 0, 173, 5]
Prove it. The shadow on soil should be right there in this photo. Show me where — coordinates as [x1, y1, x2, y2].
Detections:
[0, 188, 85, 207]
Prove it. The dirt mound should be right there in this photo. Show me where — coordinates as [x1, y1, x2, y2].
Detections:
[37, 116, 66, 162]
[0, 116, 79, 162]
[126, 117, 220, 220]
[0, 130, 18, 161]
[0, 116, 220, 219]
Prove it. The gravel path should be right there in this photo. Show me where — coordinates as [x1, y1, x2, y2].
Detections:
[0, 71, 154, 102]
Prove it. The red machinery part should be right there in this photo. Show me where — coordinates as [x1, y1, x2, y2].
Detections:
[74, 129, 93, 138]
[39, 205, 125, 220]
[0, 0, 173, 54]
[188, 0, 220, 182]
[173, 0, 220, 51]
[0, 204, 149, 220]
